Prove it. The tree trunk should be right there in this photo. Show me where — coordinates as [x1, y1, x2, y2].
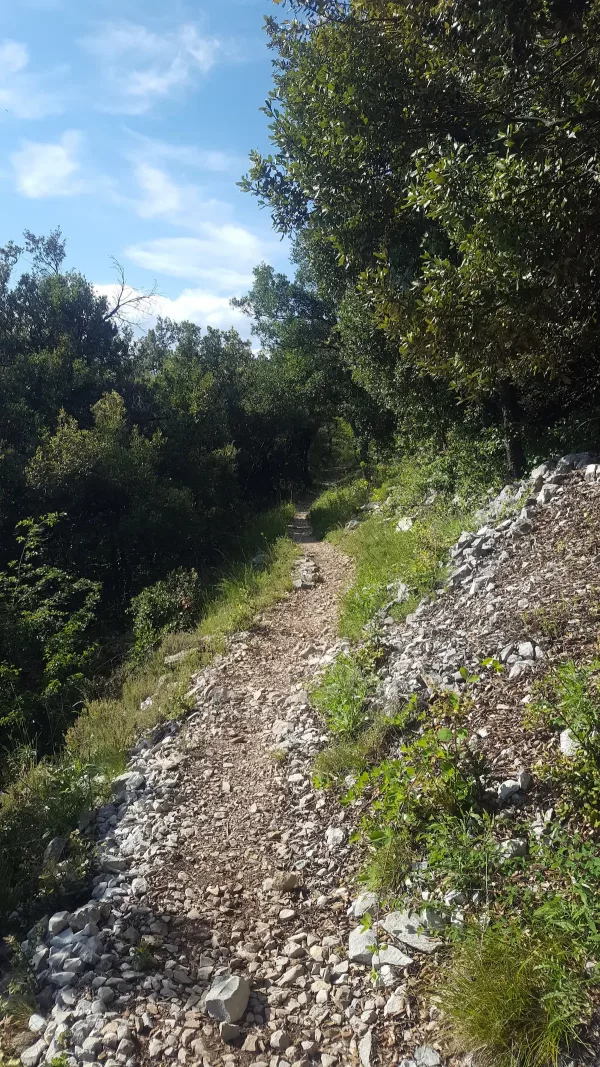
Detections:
[499, 381, 527, 479]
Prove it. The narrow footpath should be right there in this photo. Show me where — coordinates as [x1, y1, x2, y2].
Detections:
[18, 510, 436, 1067]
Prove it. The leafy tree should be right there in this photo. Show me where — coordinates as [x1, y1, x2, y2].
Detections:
[243, 0, 600, 472]
[0, 514, 100, 755]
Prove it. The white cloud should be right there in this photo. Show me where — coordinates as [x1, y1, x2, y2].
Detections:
[126, 132, 242, 174]
[10, 131, 84, 198]
[0, 39, 63, 119]
[94, 282, 252, 337]
[124, 232, 265, 290]
[0, 40, 28, 74]
[81, 21, 222, 113]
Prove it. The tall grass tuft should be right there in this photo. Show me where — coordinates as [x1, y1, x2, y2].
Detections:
[440, 923, 591, 1067]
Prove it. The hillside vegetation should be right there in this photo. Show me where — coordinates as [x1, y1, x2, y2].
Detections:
[4, 4, 600, 1062]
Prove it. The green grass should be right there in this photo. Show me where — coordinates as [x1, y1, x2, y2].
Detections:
[331, 505, 466, 640]
[314, 711, 402, 784]
[311, 652, 376, 737]
[440, 923, 591, 1067]
[308, 478, 369, 538]
[0, 501, 298, 928]
[307, 453, 481, 641]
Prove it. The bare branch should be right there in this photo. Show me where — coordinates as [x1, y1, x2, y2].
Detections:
[102, 258, 157, 326]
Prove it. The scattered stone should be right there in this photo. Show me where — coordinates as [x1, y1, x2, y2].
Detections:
[21, 1040, 46, 1067]
[348, 891, 378, 918]
[325, 826, 345, 850]
[220, 1022, 242, 1043]
[414, 1047, 441, 1067]
[396, 517, 414, 532]
[43, 837, 68, 863]
[348, 926, 377, 965]
[359, 1029, 373, 1067]
[270, 1030, 292, 1051]
[27, 1015, 46, 1035]
[48, 911, 69, 935]
[379, 912, 441, 954]
[205, 974, 250, 1023]
[560, 728, 581, 758]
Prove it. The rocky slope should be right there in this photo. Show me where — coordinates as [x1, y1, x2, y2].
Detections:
[10, 457, 600, 1067]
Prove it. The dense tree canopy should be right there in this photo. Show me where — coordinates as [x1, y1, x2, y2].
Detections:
[243, 0, 600, 471]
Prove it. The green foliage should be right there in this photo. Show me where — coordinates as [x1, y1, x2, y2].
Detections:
[310, 645, 379, 737]
[314, 710, 402, 785]
[131, 938, 157, 973]
[308, 479, 369, 538]
[0, 755, 94, 920]
[130, 568, 203, 655]
[528, 829, 600, 951]
[423, 811, 498, 902]
[349, 690, 488, 892]
[1, 501, 298, 927]
[333, 505, 465, 641]
[244, 0, 600, 471]
[529, 662, 600, 825]
[0, 514, 100, 754]
[440, 923, 591, 1067]
[521, 601, 571, 642]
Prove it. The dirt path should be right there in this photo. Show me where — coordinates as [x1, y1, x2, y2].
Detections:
[137, 511, 381, 1067]
[17, 511, 418, 1067]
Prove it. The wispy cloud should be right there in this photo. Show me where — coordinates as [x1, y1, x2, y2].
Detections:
[128, 161, 229, 228]
[80, 21, 223, 114]
[10, 131, 116, 201]
[127, 131, 243, 174]
[124, 233, 263, 292]
[0, 38, 63, 119]
[10, 131, 85, 198]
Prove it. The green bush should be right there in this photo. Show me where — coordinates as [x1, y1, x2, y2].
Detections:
[348, 690, 489, 892]
[0, 754, 94, 921]
[308, 479, 369, 538]
[130, 568, 203, 655]
[440, 923, 591, 1067]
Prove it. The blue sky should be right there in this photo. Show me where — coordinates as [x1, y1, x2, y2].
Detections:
[0, 0, 290, 336]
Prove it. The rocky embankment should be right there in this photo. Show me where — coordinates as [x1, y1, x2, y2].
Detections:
[11, 457, 600, 1067]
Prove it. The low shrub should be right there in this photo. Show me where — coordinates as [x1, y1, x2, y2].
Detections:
[130, 567, 203, 655]
[311, 649, 378, 738]
[0, 755, 94, 920]
[440, 923, 591, 1067]
[348, 690, 489, 892]
[528, 661, 600, 825]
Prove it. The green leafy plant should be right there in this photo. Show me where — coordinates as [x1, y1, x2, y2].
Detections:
[349, 690, 489, 891]
[311, 648, 380, 738]
[308, 478, 369, 538]
[131, 938, 156, 972]
[130, 568, 203, 655]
